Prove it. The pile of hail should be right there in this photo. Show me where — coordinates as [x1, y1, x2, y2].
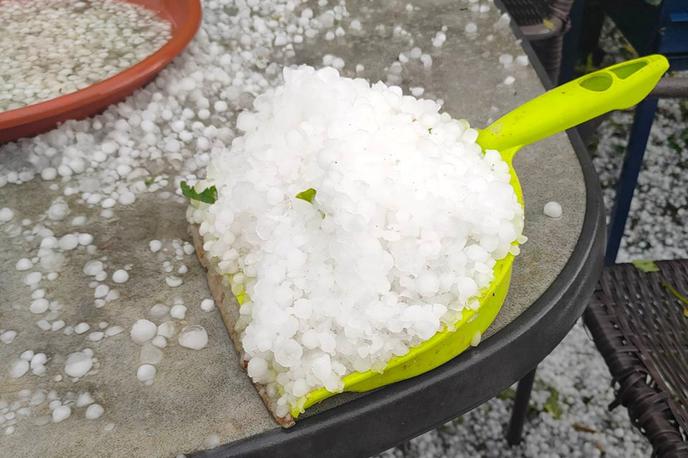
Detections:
[186, 66, 525, 417]
[0, 0, 171, 112]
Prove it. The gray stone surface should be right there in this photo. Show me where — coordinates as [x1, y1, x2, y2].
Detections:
[0, 0, 585, 456]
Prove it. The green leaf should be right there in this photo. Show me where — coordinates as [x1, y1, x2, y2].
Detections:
[180, 181, 217, 204]
[295, 188, 317, 204]
[661, 282, 688, 318]
[497, 387, 516, 401]
[544, 388, 562, 419]
[144, 176, 155, 187]
[632, 259, 659, 273]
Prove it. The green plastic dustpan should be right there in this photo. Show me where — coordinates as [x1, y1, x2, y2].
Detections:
[235, 55, 670, 420]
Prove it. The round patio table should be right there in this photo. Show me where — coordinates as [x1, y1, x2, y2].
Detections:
[194, 3, 606, 458]
[0, 1, 604, 457]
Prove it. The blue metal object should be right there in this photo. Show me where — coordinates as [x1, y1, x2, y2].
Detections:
[600, 0, 687, 263]
[559, 0, 587, 84]
[605, 97, 659, 264]
[660, 0, 688, 65]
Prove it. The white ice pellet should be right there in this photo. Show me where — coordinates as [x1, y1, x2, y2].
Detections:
[465, 22, 477, 33]
[83, 260, 104, 276]
[88, 332, 104, 342]
[76, 392, 95, 407]
[9, 360, 29, 378]
[58, 234, 79, 251]
[165, 276, 183, 287]
[200, 298, 215, 312]
[20, 350, 34, 361]
[516, 54, 529, 66]
[544, 201, 563, 218]
[432, 31, 446, 47]
[149, 240, 162, 252]
[0, 208, 14, 223]
[157, 321, 176, 339]
[78, 232, 93, 246]
[178, 325, 208, 350]
[41, 168, 57, 181]
[214, 101, 228, 113]
[149, 304, 169, 319]
[1, 330, 17, 344]
[52, 406, 71, 423]
[85, 404, 104, 420]
[130, 319, 157, 344]
[499, 54, 513, 66]
[470, 331, 482, 347]
[105, 325, 123, 337]
[112, 270, 129, 283]
[118, 192, 136, 205]
[151, 336, 167, 348]
[24, 271, 42, 286]
[136, 364, 156, 383]
[94, 284, 110, 298]
[182, 242, 194, 256]
[504, 76, 515, 85]
[47, 200, 69, 221]
[30, 298, 49, 314]
[170, 305, 187, 320]
[31, 353, 47, 367]
[64, 350, 93, 378]
[74, 323, 90, 334]
[15, 258, 33, 271]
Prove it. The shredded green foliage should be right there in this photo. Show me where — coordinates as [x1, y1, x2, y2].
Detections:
[180, 181, 217, 204]
[544, 388, 562, 419]
[632, 259, 659, 273]
[144, 176, 155, 187]
[295, 188, 317, 204]
[497, 388, 516, 401]
[661, 282, 688, 317]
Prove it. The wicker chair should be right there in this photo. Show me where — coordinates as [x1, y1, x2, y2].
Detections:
[584, 260, 688, 456]
[500, 0, 576, 82]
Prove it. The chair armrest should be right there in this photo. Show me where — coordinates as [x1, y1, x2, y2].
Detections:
[651, 78, 688, 98]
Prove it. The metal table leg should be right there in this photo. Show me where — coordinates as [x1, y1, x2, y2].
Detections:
[605, 97, 659, 264]
[506, 367, 537, 446]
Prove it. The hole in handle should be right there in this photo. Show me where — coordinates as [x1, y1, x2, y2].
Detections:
[579, 73, 613, 91]
[610, 61, 648, 79]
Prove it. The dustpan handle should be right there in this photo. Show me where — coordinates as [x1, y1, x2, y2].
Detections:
[476, 54, 669, 161]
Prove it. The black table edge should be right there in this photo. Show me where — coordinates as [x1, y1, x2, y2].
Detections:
[193, 5, 606, 457]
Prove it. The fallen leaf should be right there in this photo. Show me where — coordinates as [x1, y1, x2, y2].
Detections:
[544, 388, 562, 419]
[572, 422, 597, 433]
[632, 259, 659, 273]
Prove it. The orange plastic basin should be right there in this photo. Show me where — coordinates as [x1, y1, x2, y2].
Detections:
[0, 0, 202, 143]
